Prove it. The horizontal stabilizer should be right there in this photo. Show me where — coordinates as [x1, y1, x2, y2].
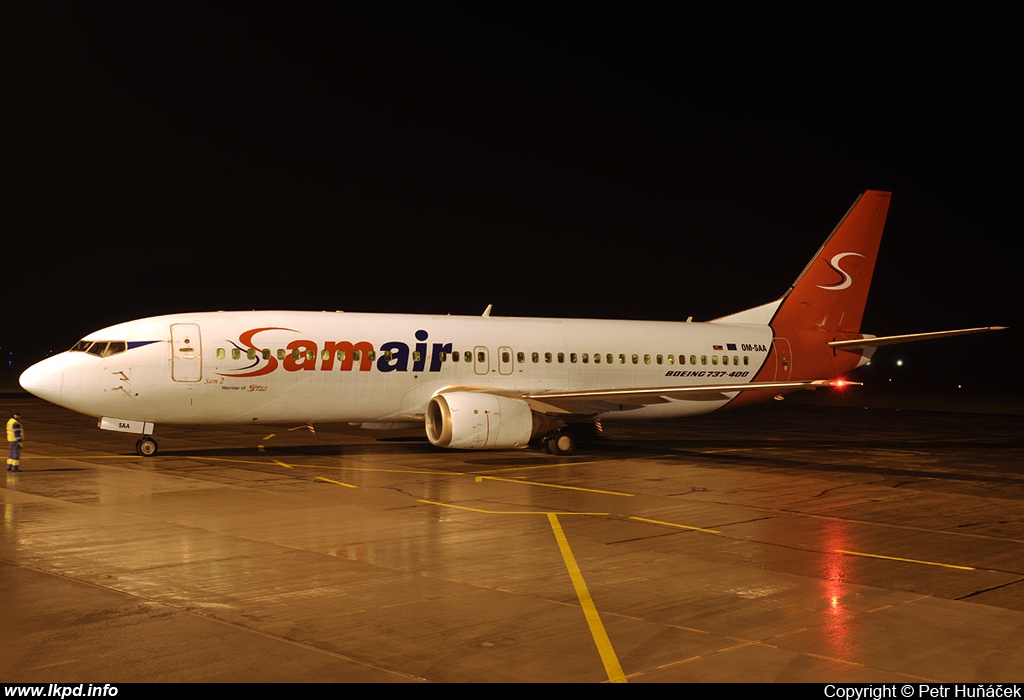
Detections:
[829, 326, 1007, 350]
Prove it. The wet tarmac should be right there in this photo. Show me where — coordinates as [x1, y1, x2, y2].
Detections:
[2, 395, 1023, 682]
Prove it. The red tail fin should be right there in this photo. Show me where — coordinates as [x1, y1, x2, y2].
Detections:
[771, 190, 891, 335]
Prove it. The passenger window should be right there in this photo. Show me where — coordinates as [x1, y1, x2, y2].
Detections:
[412, 350, 421, 363]
[248, 349, 256, 360]
[667, 355, 674, 365]
[217, 348, 225, 360]
[557, 353, 565, 363]
[743, 356, 749, 365]
[477, 351, 486, 363]
[451, 351, 459, 362]
[277, 349, 286, 360]
[570, 353, 577, 364]
[644, 354, 651, 365]
[722, 355, 729, 365]
[532, 352, 539, 363]
[517, 352, 525, 363]
[632, 354, 639, 364]
[232, 348, 241, 360]
[700, 355, 707, 365]
[712, 355, 718, 365]
[733, 356, 739, 365]
[690, 355, 697, 365]
[501, 351, 510, 363]
[619, 354, 626, 364]
[263, 349, 271, 360]
[464, 351, 472, 363]
[656, 355, 663, 365]
[594, 353, 601, 364]
[607, 354, 613, 364]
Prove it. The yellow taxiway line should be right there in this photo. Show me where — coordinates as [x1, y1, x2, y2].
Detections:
[315, 476, 358, 489]
[548, 513, 627, 683]
[630, 516, 720, 534]
[475, 474, 633, 497]
[837, 549, 975, 570]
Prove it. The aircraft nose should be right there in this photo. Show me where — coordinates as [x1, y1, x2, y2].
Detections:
[19, 357, 63, 404]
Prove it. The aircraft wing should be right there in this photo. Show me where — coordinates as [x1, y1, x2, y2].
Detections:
[516, 379, 856, 415]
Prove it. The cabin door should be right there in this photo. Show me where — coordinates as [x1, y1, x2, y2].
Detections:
[170, 323, 202, 382]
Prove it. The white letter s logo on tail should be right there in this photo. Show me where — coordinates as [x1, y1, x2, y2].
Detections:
[817, 252, 865, 291]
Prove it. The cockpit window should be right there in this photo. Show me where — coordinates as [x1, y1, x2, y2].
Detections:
[70, 340, 128, 357]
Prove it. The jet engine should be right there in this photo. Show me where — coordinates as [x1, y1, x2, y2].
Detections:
[425, 392, 543, 450]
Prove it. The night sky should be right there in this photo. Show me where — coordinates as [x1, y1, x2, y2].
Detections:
[6, 4, 1019, 394]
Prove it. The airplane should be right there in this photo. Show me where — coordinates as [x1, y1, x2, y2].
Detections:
[19, 190, 1005, 456]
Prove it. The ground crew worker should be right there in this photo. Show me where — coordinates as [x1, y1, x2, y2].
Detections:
[7, 412, 23, 472]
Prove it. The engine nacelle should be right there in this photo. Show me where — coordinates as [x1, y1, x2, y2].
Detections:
[425, 392, 540, 450]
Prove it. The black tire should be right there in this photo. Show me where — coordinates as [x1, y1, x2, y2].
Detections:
[136, 437, 158, 457]
[546, 430, 575, 455]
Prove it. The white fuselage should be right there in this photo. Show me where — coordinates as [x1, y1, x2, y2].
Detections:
[21, 311, 776, 426]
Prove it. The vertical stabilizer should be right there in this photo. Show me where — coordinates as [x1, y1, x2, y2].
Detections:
[771, 190, 891, 334]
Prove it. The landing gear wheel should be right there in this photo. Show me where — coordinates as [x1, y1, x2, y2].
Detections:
[546, 430, 575, 455]
[136, 437, 158, 457]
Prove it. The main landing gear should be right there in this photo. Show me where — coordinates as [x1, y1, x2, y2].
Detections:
[135, 437, 158, 457]
[544, 429, 576, 455]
